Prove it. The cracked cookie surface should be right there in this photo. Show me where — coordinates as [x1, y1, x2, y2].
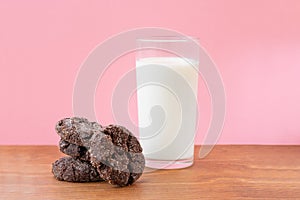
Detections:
[55, 117, 103, 146]
[52, 157, 103, 182]
[89, 125, 145, 186]
[59, 139, 90, 161]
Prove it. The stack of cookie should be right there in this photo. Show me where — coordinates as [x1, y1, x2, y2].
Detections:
[52, 117, 145, 187]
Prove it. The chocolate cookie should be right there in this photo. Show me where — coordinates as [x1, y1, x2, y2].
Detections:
[55, 117, 145, 186]
[89, 125, 145, 187]
[59, 139, 90, 161]
[55, 117, 103, 146]
[52, 157, 103, 182]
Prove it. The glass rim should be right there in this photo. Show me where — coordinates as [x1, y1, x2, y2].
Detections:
[136, 35, 198, 42]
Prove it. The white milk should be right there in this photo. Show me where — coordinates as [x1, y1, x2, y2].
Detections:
[136, 57, 198, 165]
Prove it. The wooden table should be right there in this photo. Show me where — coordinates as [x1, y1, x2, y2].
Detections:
[0, 145, 300, 200]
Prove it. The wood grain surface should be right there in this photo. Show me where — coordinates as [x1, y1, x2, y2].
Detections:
[0, 145, 299, 200]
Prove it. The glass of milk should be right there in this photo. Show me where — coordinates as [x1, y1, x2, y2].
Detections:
[136, 36, 199, 169]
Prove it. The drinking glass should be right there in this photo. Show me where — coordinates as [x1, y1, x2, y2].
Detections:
[136, 36, 199, 169]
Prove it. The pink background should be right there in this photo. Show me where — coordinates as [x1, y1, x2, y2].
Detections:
[1, 0, 300, 145]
